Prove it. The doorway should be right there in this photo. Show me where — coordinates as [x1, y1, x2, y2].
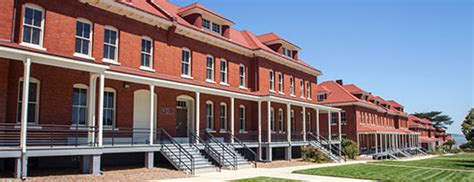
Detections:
[175, 95, 195, 139]
[133, 90, 157, 144]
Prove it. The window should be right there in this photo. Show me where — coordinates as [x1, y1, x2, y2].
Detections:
[75, 18, 92, 57]
[202, 19, 210, 30]
[140, 36, 153, 69]
[220, 59, 227, 84]
[103, 26, 118, 62]
[206, 55, 214, 81]
[278, 109, 284, 132]
[331, 112, 337, 125]
[239, 64, 246, 88]
[72, 84, 88, 125]
[300, 80, 304, 98]
[291, 109, 295, 132]
[341, 111, 347, 125]
[17, 77, 40, 124]
[22, 4, 44, 48]
[307, 82, 311, 99]
[289, 76, 295, 96]
[282, 47, 292, 58]
[239, 105, 246, 131]
[307, 112, 312, 133]
[220, 103, 227, 130]
[206, 101, 214, 130]
[103, 88, 116, 127]
[270, 107, 275, 131]
[317, 93, 327, 101]
[269, 70, 274, 91]
[211, 22, 221, 34]
[278, 73, 283, 93]
[181, 48, 191, 77]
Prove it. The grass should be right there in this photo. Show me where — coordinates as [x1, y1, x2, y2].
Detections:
[293, 154, 474, 182]
[230, 176, 301, 182]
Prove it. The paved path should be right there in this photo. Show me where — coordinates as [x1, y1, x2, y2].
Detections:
[154, 161, 373, 182]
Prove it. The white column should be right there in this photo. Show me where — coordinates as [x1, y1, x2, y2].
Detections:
[287, 103, 291, 143]
[267, 101, 271, 143]
[328, 111, 332, 141]
[88, 74, 97, 145]
[258, 100, 262, 160]
[316, 109, 320, 139]
[375, 133, 378, 154]
[384, 134, 388, 151]
[195, 91, 200, 143]
[149, 85, 155, 145]
[230, 97, 235, 143]
[97, 74, 105, 147]
[20, 57, 31, 153]
[302, 106, 306, 142]
[338, 111, 342, 157]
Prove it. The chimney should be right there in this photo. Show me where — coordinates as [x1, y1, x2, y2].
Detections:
[335, 79, 343, 85]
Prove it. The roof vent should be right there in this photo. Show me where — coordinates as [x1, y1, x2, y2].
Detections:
[335, 79, 343, 85]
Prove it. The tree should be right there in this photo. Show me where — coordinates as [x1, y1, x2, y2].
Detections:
[443, 139, 456, 151]
[413, 111, 453, 129]
[461, 108, 474, 142]
[341, 138, 359, 159]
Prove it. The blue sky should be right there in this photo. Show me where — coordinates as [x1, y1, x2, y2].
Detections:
[171, 0, 473, 134]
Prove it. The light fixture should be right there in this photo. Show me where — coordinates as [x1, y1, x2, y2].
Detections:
[123, 82, 130, 89]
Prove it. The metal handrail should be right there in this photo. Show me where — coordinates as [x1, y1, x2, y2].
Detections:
[201, 131, 237, 170]
[188, 130, 224, 171]
[226, 132, 257, 168]
[308, 133, 346, 162]
[158, 128, 195, 175]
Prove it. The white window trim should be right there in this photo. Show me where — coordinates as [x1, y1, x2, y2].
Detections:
[73, 18, 94, 59]
[17, 77, 41, 125]
[289, 76, 295, 97]
[341, 111, 347, 125]
[103, 87, 116, 128]
[239, 105, 246, 132]
[181, 47, 193, 79]
[102, 26, 120, 65]
[220, 59, 228, 85]
[269, 69, 275, 92]
[71, 83, 89, 126]
[270, 107, 275, 131]
[278, 108, 284, 132]
[300, 79, 305, 99]
[278, 73, 284, 94]
[219, 102, 227, 131]
[331, 112, 338, 125]
[20, 3, 46, 51]
[205, 101, 214, 130]
[239, 64, 247, 89]
[205, 55, 215, 82]
[307, 112, 312, 133]
[290, 109, 295, 131]
[139, 36, 155, 72]
[307, 82, 312, 100]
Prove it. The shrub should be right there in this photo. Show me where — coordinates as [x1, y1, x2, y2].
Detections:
[451, 147, 462, 154]
[341, 138, 359, 159]
[301, 145, 329, 163]
[443, 139, 456, 151]
[459, 141, 474, 150]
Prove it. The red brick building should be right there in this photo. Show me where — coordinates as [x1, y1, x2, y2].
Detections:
[317, 80, 422, 157]
[0, 0, 345, 178]
[408, 115, 443, 151]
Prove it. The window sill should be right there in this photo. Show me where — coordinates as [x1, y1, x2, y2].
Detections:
[206, 129, 216, 133]
[219, 129, 228, 133]
[20, 42, 47, 51]
[290, 94, 296, 97]
[239, 86, 248, 90]
[239, 130, 248, 134]
[14, 124, 42, 129]
[278, 131, 286, 134]
[104, 127, 119, 131]
[102, 58, 121, 65]
[181, 75, 194, 80]
[70, 125, 90, 130]
[307, 98, 312, 100]
[331, 123, 337, 126]
[73, 53, 95, 60]
[269, 90, 276, 93]
[300, 96, 306, 100]
[220, 82, 229, 87]
[139, 66, 155, 72]
[205, 79, 216, 84]
[278, 91, 285, 95]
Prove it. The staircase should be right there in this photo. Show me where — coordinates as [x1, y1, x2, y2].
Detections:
[307, 134, 342, 162]
[208, 142, 254, 169]
[157, 129, 217, 174]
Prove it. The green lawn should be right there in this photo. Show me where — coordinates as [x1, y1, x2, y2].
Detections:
[230, 176, 301, 182]
[293, 154, 474, 182]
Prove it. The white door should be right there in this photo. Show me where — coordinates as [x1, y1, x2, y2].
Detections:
[133, 90, 157, 143]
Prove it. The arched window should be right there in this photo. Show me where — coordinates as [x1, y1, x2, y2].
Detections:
[205, 101, 214, 130]
[270, 107, 275, 131]
[269, 70, 274, 91]
[220, 59, 228, 84]
[239, 105, 246, 131]
[239, 64, 246, 88]
[21, 4, 45, 49]
[219, 102, 227, 131]
[75, 18, 93, 58]
[181, 48, 192, 77]
[140, 36, 154, 70]
[103, 87, 116, 127]
[72, 84, 88, 125]
[103, 26, 119, 63]
[17, 77, 40, 124]
[206, 55, 214, 81]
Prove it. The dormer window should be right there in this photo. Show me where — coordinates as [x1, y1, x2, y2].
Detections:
[202, 18, 221, 35]
[318, 93, 327, 101]
[282, 47, 293, 58]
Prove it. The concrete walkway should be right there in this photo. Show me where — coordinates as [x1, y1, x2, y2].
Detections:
[154, 161, 372, 182]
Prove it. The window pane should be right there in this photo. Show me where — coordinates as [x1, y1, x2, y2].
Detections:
[31, 28, 40, 45]
[71, 107, 79, 124]
[27, 103, 36, 123]
[28, 83, 37, 102]
[82, 40, 89, 55]
[73, 88, 80, 105]
[24, 8, 33, 25]
[79, 89, 87, 106]
[83, 23, 91, 38]
[79, 107, 86, 125]
[75, 38, 82, 53]
[33, 10, 42, 27]
[76, 22, 83, 37]
[104, 29, 110, 43]
[23, 27, 31, 43]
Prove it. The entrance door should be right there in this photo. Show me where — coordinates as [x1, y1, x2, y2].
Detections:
[176, 100, 188, 137]
[133, 90, 157, 143]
